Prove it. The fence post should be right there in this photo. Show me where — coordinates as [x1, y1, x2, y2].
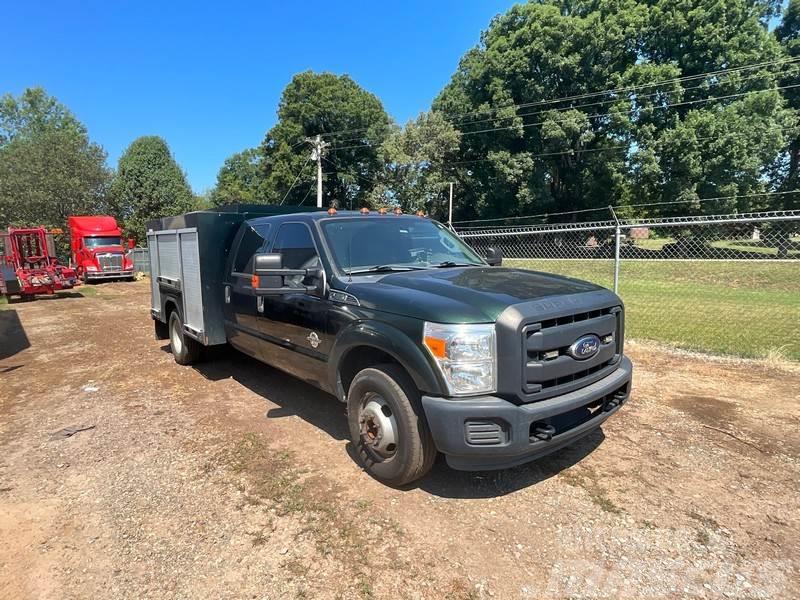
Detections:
[608, 205, 621, 294]
[613, 226, 621, 294]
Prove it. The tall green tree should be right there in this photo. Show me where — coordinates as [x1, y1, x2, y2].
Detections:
[776, 0, 800, 208]
[260, 71, 392, 208]
[0, 87, 111, 230]
[210, 148, 263, 206]
[371, 111, 461, 218]
[433, 0, 794, 220]
[110, 136, 194, 241]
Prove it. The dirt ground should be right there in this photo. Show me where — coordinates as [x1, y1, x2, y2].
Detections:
[1, 280, 798, 599]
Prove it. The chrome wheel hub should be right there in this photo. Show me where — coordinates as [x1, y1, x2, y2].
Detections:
[359, 395, 397, 458]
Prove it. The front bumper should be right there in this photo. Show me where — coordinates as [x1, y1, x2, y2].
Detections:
[421, 356, 632, 471]
[85, 270, 134, 280]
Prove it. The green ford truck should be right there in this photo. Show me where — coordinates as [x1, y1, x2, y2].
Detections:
[147, 205, 632, 486]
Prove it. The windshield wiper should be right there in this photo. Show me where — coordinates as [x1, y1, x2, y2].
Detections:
[346, 264, 429, 275]
[435, 261, 480, 268]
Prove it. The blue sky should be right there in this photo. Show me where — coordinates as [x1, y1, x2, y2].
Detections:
[2, 1, 516, 193]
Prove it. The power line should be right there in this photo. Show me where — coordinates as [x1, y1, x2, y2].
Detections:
[322, 155, 378, 187]
[278, 155, 313, 205]
[457, 83, 800, 138]
[299, 57, 800, 143]
[447, 56, 800, 125]
[324, 83, 800, 154]
[448, 121, 798, 168]
[296, 184, 316, 207]
[456, 67, 793, 132]
[326, 125, 797, 186]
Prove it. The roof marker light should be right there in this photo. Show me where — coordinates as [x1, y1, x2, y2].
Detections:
[360, 207, 370, 215]
[327, 207, 337, 215]
[378, 207, 387, 215]
[393, 208, 403, 215]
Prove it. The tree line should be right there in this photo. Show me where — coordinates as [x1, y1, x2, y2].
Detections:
[2, 0, 800, 242]
[0, 89, 197, 243]
[215, 0, 800, 223]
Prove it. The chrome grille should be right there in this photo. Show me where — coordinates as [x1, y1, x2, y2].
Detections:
[522, 306, 622, 398]
[97, 253, 123, 271]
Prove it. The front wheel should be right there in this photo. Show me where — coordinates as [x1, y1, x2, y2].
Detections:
[347, 364, 436, 486]
[168, 309, 202, 365]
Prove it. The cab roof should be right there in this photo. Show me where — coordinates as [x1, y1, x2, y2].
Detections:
[247, 210, 431, 225]
[68, 215, 122, 234]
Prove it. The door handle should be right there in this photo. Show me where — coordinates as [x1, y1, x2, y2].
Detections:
[257, 296, 264, 313]
[224, 285, 231, 304]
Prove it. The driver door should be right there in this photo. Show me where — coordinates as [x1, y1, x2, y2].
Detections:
[258, 222, 331, 389]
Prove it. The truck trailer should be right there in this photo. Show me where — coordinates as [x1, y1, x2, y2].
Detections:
[147, 205, 632, 485]
[1, 227, 79, 299]
[68, 215, 135, 282]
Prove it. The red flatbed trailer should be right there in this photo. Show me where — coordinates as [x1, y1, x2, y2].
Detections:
[0, 227, 79, 300]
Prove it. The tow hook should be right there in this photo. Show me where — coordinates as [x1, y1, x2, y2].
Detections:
[604, 390, 627, 412]
[531, 422, 556, 442]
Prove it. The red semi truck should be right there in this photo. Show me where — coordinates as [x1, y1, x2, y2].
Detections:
[68, 216, 135, 282]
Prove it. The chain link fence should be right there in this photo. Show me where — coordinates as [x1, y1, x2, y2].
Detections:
[131, 247, 150, 274]
[126, 212, 799, 360]
[457, 210, 800, 361]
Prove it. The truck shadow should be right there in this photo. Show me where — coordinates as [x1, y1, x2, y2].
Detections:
[0, 309, 31, 360]
[189, 346, 607, 499]
[416, 431, 604, 499]
[191, 347, 349, 442]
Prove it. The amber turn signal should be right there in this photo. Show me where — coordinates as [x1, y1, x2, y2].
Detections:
[423, 336, 447, 359]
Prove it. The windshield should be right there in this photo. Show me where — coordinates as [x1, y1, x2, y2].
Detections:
[84, 236, 122, 248]
[321, 217, 484, 274]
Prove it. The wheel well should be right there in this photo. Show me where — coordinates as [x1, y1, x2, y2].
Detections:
[163, 297, 180, 323]
[338, 346, 407, 398]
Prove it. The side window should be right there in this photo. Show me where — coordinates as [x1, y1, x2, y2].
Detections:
[272, 223, 320, 287]
[232, 222, 271, 274]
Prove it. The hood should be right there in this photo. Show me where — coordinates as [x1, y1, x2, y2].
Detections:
[340, 267, 603, 323]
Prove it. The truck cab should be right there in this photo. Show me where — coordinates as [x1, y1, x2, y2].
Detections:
[148, 208, 632, 486]
[68, 215, 134, 282]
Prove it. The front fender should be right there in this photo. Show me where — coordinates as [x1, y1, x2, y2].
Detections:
[328, 320, 446, 399]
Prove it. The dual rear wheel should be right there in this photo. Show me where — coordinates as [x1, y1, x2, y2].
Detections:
[168, 309, 202, 365]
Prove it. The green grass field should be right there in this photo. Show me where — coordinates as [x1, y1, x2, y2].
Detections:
[509, 259, 800, 360]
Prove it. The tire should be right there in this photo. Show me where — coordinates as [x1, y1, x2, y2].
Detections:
[168, 309, 202, 365]
[347, 364, 436, 486]
[154, 318, 169, 340]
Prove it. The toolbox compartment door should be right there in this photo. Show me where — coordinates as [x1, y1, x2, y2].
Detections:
[147, 233, 160, 315]
[178, 229, 203, 336]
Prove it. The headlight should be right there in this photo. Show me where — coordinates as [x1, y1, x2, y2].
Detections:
[423, 322, 496, 396]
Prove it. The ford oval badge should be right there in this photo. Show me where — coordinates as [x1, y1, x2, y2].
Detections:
[568, 334, 601, 360]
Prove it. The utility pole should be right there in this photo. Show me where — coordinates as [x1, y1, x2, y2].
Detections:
[306, 135, 330, 208]
[448, 182, 454, 228]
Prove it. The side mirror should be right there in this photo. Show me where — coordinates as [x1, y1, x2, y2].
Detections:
[128, 238, 135, 250]
[485, 247, 503, 267]
[251, 253, 324, 296]
[254, 253, 283, 274]
[253, 253, 284, 291]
